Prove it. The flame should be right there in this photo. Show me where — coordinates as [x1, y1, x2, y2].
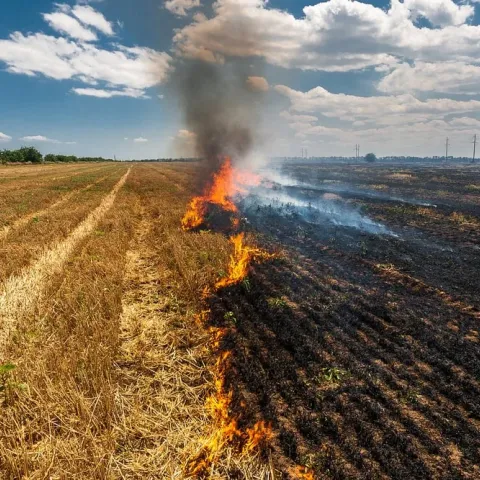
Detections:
[183, 158, 274, 477]
[290, 466, 315, 480]
[186, 323, 273, 476]
[243, 420, 273, 453]
[215, 233, 274, 289]
[181, 157, 260, 231]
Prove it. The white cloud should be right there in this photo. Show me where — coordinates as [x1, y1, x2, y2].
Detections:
[0, 6, 172, 97]
[449, 117, 480, 128]
[174, 0, 480, 73]
[378, 61, 480, 95]
[20, 135, 72, 144]
[403, 0, 474, 27]
[133, 137, 148, 143]
[158, 94, 164, 99]
[71, 5, 114, 36]
[42, 11, 97, 41]
[165, 0, 201, 16]
[0, 132, 12, 142]
[246, 76, 269, 92]
[275, 85, 480, 126]
[273, 83, 480, 156]
[72, 87, 148, 98]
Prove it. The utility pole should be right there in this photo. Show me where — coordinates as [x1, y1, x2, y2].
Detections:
[472, 134, 477, 164]
[445, 137, 449, 163]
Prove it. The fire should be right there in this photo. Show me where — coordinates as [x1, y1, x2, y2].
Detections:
[181, 157, 260, 231]
[243, 420, 273, 453]
[215, 233, 274, 289]
[290, 466, 316, 480]
[183, 157, 274, 477]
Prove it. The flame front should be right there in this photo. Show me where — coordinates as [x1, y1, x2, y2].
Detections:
[181, 157, 260, 231]
[182, 157, 274, 476]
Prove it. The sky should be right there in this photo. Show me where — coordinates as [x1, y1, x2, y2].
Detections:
[1, 0, 480, 159]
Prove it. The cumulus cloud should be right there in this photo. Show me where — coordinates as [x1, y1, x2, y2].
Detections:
[275, 85, 480, 125]
[173, 0, 480, 73]
[0, 132, 12, 142]
[171, 129, 197, 157]
[165, 0, 201, 17]
[71, 5, 114, 36]
[0, 5, 172, 98]
[42, 12, 97, 41]
[133, 137, 148, 143]
[403, 0, 474, 27]
[274, 83, 480, 155]
[246, 76, 269, 92]
[72, 87, 148, 98]
[378, 61, 480, 95]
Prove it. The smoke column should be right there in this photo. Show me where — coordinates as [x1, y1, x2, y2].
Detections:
[173, 58, 266, 183]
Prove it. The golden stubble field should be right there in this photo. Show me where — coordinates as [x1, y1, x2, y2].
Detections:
[0, 162, 271, 479]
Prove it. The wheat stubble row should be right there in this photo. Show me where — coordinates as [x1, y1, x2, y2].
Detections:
[0, 163, 271, 479]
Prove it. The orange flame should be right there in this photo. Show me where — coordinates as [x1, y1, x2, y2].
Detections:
[290, 466, 316, 480]
[183, 158, 274, 477]
[187, 323, 273, 476]
[181, 157, 260, 231]
[215, 233, 274, 289]
[243, 420, 273, 453]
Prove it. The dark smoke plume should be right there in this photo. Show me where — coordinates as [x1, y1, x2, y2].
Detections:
[173, 59, 266, 181]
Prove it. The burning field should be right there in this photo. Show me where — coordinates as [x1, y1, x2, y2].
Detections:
[0, 159, 479, 479]
[178, 158, 480, 479]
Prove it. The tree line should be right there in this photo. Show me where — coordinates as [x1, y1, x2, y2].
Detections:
[0, 147, 113, 164]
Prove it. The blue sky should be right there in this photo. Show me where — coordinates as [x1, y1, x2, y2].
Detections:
[1, 0, 480, 159]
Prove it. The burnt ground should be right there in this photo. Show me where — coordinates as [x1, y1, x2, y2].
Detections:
[206, 164, 480, 479]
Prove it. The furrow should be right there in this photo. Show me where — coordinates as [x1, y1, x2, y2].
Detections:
[0, 168, 131, 358]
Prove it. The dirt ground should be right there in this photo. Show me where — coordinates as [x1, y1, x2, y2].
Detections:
[206, 163, 480, 479]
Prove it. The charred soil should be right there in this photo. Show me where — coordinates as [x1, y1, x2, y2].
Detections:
[204, 164, 480, 479]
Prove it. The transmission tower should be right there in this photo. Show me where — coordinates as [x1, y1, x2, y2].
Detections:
[472, 134, 477, 164]
[445, 137, 449, 163]
[355, 144, 360, 160]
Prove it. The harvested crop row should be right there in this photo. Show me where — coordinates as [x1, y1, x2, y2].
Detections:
[111, 164, 272, 478]
[0, 167, 128, 283]
[0, 163, 271, 479]
[0, 163, 111, 189]
[0, 164, 120, 227]
[0, 162, 88, 179]
[0, 169, 135, 478]
[0, 168, 130, 357]
[0, 167, 123, 242]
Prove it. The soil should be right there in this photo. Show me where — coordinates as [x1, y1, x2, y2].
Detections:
[206, 164, 480, 479]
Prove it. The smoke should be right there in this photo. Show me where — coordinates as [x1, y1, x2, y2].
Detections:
[174, 61, 265, 171]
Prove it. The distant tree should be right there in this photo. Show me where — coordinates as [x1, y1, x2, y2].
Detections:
[365, 153, 377, 163]
[1, 149, 24, 163]
[19, 147, 43, 163]
[44, 154, 57, 163]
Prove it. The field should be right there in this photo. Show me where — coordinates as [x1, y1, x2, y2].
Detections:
[0, 162, 479, 479]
